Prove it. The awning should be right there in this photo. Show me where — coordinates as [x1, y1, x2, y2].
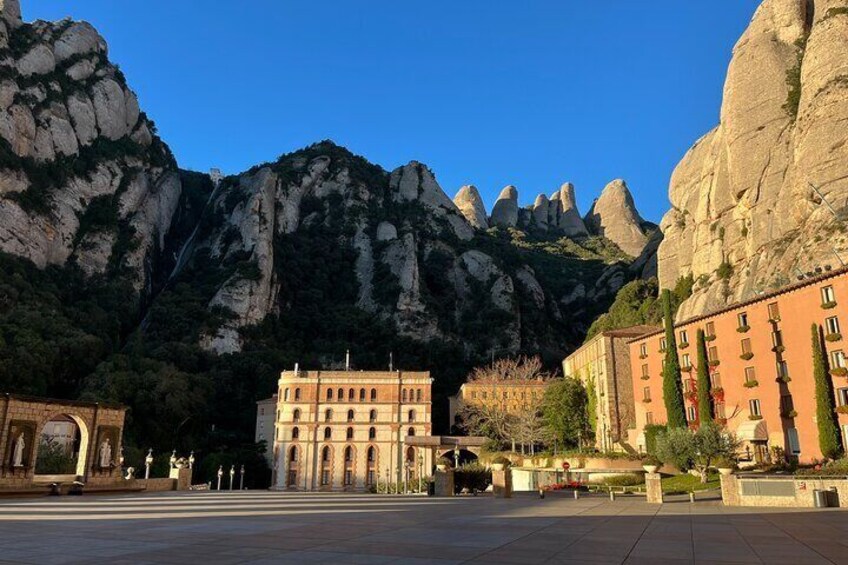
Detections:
[735, 419, 768, 441]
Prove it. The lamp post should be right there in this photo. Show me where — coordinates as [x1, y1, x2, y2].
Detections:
[216, 465, 223, 490]
[386, 466, 390, 494]
[239, 464, 245, 490]
[403, 461, 409, 494]
[188, 451, 195, 470]
[453, 448, 459, 469]
[418, 454, 423, 493]
[144, 449, 153, 480]
[229, 465, 235, 491]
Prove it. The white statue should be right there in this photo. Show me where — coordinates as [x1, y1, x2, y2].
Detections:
[99, 438, 112, 468]
[12, 434, 24, 467]
[169, 450, 177, 469]
[125, 467, 135, 480]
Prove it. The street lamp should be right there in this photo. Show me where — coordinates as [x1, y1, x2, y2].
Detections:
[453, 448, 459, 469]
[418, 453, 423, 493]
[386, 466, 390, 494]
[217, 465, 223, 490]
[144, 449, 153, 479]
[403, 461, 409, 494]
[188, 451, 195, 470]
[239, 464, 245, 490]
[229, 465, 235, 491]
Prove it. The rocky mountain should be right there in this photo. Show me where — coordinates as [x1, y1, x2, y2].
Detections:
[585, 179, 650, 257]
[658, 0, 848, 319]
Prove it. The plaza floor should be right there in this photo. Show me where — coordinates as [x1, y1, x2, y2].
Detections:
[0, 491, 846, 564]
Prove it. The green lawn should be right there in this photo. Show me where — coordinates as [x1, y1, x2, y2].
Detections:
[661, 472, 720, 494]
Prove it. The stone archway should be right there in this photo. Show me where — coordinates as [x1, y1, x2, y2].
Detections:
[34, 413, 90, 479]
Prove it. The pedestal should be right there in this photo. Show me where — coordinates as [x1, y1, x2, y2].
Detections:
[434, 468, 454, 497]
[169, 467, 192, 491]
[645, 472, 663, 504]
[719, 472, 739, 506]
[492, 468, 513, 498]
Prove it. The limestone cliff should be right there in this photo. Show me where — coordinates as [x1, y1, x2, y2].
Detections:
[0, 1, 180, 289]
[658, 0, 848, 319]
[585, 180, 649, 258]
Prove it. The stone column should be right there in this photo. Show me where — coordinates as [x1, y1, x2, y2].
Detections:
[719, 471, 739, 506]
[645, 472, 663, 504]
[434, 466, 454, 497]
[492, 466, 513, 498]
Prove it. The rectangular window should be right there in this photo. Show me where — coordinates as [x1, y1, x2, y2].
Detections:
[768, 302, 780, 320]
[660, 337, 667, 352]
[838, 388, 848, 407]
[745, 366, 757, 383]
[708, 346, 719, 362]
[682, 353, 691, 369]
[777, 361, 789, 379]
[749, 399, 761, 416]
[787, 428, 801, 455]
[741, 339, 752, 355]
[641, 364, 649, 378]
[738, 312, 749, 328]
[826, 316, 841, 335]
[640, 343, 648, 357]
[781, 394, 794, 413]
[321, 470, 330, 486]
[344, 470, 353, 486]
[772, 331, 783, 348]
[643, 387, 651, 402]
[831, 350, 846, 369]
[471, 391, 477, 399]
[683, 380, 692, 393]
[822, 286, 836, 304]
[679, 330, 689, 344]
[687, 406, 697, 422]
[367, 470, 375, 485]
[711, 372, 722, 388]
[715, 403, 726, 419]
[646, 412, 654, 425]
[705, 321, 715, 337]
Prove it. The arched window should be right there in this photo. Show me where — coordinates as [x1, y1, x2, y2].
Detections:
[284, 388, 290, 401]
[338, 387, 344, 400]
[286, 446, 298, 487]
[346, 427, 354, 440]
[292, 409, 301, 423]
[416, 389, 422, 402]
[402, 389, 408, 402]
[406, 447, 416, 479]
[324, 408, 332, 422]
[368, 427, 376, 440]
[294, 388, 301, 401]
[320, 446, 331, 486]
[369, 409, 377, 423]
[324, 427, 332, 440]
[408, 409, 415, 423]
[347, 409, 354, 422]
[366, 446, 377, 485]
[292, 426, 300, 440]
[370, 388, 377, 401]
[407, 427, 415, 437]
[344, 446, 354, 487]
[359, 388, 366, 401]
[327, 388, 333, 401]
[348, 388, 355, 401]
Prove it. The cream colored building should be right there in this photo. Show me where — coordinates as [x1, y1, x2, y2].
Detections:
[271, 369, 433, 491]
[562, 325, 658, 452]
[255, 395, 277, 467]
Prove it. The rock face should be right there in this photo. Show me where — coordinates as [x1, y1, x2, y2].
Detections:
[453, 185, 489, 229]
[556, 183, 589, 236]
[490, 185, 519, 227]
[657, 0, 848, 319]
[0, 10, 180, 290]
[585, 180, 649, 257]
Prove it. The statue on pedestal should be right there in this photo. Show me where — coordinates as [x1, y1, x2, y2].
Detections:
[12, 434, 25, 468]
[99, 437, 112, 468]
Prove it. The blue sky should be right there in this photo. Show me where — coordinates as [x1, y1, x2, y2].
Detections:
[29, 1, 760, 222]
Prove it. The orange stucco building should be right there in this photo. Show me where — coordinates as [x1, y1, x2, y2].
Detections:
[629, 268, 848, 465]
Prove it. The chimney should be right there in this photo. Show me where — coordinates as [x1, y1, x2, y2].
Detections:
[345, 350, 350, 371]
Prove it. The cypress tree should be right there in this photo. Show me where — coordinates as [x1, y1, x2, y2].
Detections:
[662, 289, 687, 428]
[695, 328, 712, 425]
[811, 324, 842, 460]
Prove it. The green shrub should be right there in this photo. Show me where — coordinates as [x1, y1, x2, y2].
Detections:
[454, 463, 492, 493]
[598, 474, 644, 487]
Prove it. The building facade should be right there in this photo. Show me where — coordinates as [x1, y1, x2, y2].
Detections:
[629, 268, 848, 464]
[271, 369, 433, 491]
[563, 326, 659, 452]
[255, 395, 277, 467]
[449, 379, 550, 428]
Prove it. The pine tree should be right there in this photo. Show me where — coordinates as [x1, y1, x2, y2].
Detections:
[695, 328, 712, 425]
[811, 324, 842, 460]
[662, 289, 687, 428]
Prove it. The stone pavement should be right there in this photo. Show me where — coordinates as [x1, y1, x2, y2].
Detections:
[0, 491, 846, 564]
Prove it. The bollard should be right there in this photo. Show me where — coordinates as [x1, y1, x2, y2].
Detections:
[689, 492, 695, 503]
[609, 489, 615, 502]
[573, 489, 579, 500]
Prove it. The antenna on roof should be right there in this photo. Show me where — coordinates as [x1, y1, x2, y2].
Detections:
[389, 352, 394, 372]
[345, 350, 351, 371]
[294, 362, 299, 374]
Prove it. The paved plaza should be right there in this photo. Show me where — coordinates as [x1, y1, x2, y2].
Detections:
[0, 491, 846, 564]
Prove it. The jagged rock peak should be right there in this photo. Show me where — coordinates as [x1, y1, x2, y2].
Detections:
[585, 179, 647, 257]
[559, 182, 578, 211]
[454, 185, 489, 229]
[490, 185, 519, 228]
[0, 0, 21, 29]
[557, 182, 588, 236]
[532, 193, 549, 229]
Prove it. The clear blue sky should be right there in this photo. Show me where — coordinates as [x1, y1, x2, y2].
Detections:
[30, 1, 760, 222]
